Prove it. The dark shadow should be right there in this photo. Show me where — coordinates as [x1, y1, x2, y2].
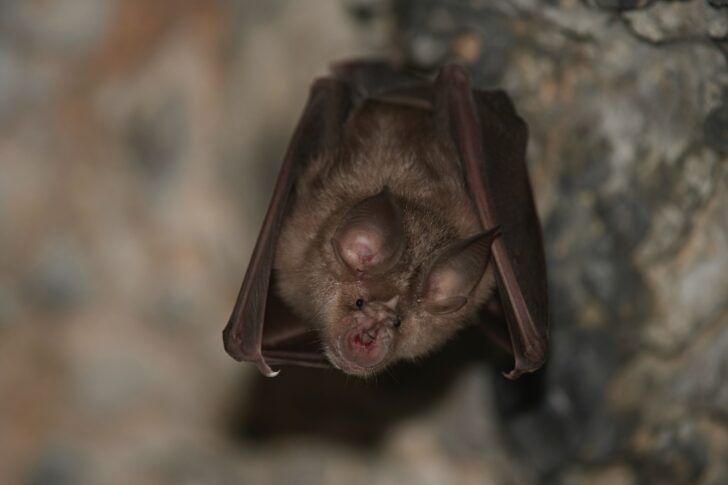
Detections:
[224, 324, 510, 449]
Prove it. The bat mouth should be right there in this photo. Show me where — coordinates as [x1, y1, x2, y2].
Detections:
[329, 325, 393, 376]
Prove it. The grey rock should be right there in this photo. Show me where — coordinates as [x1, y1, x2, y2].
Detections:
[28, 445, 83, 485]
[344, 0, 381, 23]
[546, 196, 652, 338]
[623, 0, 723, 43]
[498, 325, 627, 474]
[145, 446, 241, 485]
[125, 97, 188, 187]
[435, 365, 495, 454]
[637, 147, 720, 264]
[639, 171, 727, 353]
[596, 192, 652, 250]
[707, 469, 728, 485]
[25, 237, 91, 314]
[72, 353, 149, 417]
[0, 0, 112, 55]
[456, 9, 513, 87]
[704, 98, 728, 153]
[394, 2, 513, 85]
[150, 283, 198, 332]
[663, 319, 728, 418]
[0, 47, 22, 122]
[708, 15, 728, 39]
[635, 423, 708, 485]
[0, 279, 20, 327]
[408, 33, 448, 67]
[592, 0, 657, 10]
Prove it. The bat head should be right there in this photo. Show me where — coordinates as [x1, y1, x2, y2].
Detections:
[275, 178, 498, 377]
[322, 227, 497, 377]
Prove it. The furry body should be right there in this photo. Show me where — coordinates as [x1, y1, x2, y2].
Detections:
[274, 100, 496, 374]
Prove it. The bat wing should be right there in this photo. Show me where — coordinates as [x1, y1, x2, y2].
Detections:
[434, 65, 548, 379]
[223, 78, 352, 376]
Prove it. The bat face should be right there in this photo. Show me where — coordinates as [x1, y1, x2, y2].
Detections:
[275, 188, 413, 376]
[274, 109, 500, 377]
[317, 215, 499, 376]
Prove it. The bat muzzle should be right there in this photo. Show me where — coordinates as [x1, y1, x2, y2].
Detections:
[332, 322, 394, 375]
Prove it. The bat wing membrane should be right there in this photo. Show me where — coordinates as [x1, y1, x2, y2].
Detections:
[223, 78, 352, 376]
[434, 65, 548, 378]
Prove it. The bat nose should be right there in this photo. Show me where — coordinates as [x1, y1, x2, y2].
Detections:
[361, 328, 377, 344]
[338, 322, 393, 373]
[360, 302, 398, 325]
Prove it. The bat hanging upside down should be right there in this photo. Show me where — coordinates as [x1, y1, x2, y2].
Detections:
[223, 61, 548, 379]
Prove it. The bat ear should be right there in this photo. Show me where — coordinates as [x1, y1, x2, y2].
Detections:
[332, 187, 406, 276]
[419, 228, 498, 315]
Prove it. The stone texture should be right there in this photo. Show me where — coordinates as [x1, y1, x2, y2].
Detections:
[592, 0, 657, 10]
[393, 0, 727, 483]
[704, 95, 728, 152]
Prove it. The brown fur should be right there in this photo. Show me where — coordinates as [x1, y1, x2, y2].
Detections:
[273, 100, 496, 375]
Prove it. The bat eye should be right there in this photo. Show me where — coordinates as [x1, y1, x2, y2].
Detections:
[393, 318, 401, 328]
[355, 298, 364, 309]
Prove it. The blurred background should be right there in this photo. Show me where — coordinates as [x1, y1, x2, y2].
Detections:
[0, 1, 726, 484]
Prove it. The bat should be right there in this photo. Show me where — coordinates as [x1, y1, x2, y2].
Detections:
[223, 60, 548, 380]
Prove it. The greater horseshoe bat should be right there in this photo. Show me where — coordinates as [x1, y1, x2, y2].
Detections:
[223, 61, 548, 379]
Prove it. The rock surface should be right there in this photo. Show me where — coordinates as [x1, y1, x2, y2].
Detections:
[0, 1, 725, 484]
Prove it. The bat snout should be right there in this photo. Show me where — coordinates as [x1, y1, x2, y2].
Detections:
[335, 322, 394, 375]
